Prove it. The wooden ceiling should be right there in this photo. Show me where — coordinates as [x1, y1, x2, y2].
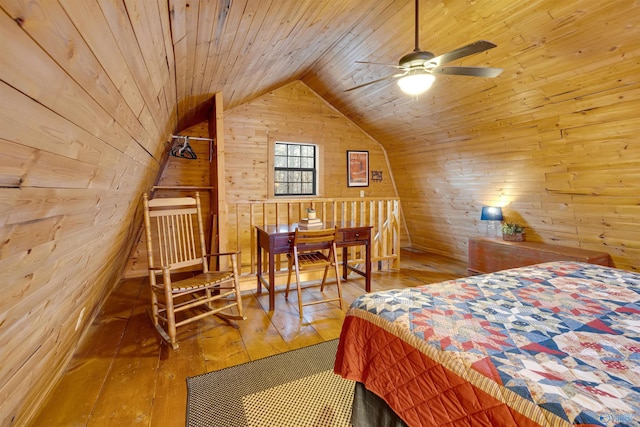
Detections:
[169, 0, 636, 153]
[171, 0, 513, 139]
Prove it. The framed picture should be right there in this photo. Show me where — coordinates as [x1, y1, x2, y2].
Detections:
[347, 150, 369, 187]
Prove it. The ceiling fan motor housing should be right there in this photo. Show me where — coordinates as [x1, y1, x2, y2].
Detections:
[400, 50, 435, 68]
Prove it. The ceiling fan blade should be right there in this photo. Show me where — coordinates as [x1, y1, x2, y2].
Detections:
[356, 61, 402, 68]
[345, 73, 404, 92]
[430, 40, 498, 66]
[431, 66, 503, 78]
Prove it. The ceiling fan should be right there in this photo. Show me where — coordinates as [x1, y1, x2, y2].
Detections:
[345, 0, 503, 95]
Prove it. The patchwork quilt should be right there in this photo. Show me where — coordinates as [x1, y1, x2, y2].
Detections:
[334, 261, 640, 427]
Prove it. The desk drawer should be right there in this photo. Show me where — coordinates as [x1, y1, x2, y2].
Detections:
[273, 235, 294, 252]
[341, 228, 369, 242]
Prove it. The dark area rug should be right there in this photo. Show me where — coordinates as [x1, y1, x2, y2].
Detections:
[186, 339, 354, 427]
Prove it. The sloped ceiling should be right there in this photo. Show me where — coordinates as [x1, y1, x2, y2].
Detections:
[172, 0, 636, 153]
[173, 0, 512, 136]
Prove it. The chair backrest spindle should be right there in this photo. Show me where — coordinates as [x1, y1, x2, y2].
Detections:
[143, 193, 205, 271]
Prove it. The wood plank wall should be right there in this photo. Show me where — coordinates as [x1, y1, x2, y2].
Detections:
[222, 80, 404, 271]
[125, 81, 403, 279]
[124, 137, 215, 278]
[0, 2, 175, 425]
[369, 3, 640, 273]
[390, 122, 640, 272]
[223, 81, 398, 203]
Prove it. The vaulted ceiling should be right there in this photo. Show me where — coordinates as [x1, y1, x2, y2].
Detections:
[172, 0, 516, 143]
[169, 0, 635, 154]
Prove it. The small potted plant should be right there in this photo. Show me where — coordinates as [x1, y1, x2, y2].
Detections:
[502, 222, 524, 241]
[306, 207, 316, 220]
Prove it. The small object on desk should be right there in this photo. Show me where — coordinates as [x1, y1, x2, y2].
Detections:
[299, 218, 323, 228]
[300, 217, 321, 224]
[298, 222, 323, 229]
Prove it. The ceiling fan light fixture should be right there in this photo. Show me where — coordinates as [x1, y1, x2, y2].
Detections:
[397, 72, 435, 95]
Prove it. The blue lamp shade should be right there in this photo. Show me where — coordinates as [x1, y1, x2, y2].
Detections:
[480, 206, 503, 221]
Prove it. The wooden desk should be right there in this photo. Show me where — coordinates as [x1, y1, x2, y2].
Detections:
[468, 237, 613, 275]
[256, 223, 372, 311]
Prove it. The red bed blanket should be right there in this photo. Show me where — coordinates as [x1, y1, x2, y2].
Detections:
[334, 261, 640, 427]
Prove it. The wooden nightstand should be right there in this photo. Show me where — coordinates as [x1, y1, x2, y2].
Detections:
[468, 237, 613, 275]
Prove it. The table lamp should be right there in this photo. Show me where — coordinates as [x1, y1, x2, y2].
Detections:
[480, 206, 503, 237]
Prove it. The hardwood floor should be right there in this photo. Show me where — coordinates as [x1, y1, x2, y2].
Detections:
[29, 248, 467, 426]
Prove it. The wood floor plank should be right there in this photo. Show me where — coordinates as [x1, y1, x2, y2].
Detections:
[28, 249, 467, 426]
[151, 323, 207, 426]
[87, 313, 158, 425]
[236, 292, 290, 361]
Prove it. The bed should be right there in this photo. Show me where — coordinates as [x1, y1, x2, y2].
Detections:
[334, 261, 640, 426]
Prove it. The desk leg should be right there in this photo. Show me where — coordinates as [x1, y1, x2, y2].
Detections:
[256, 244, 262, 293]
[342, 247, 348, 280]
[268, 251, 275, 311]
[365, 242, 371, 293]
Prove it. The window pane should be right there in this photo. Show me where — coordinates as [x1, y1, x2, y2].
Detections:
[302, 171, 313, 183]
[274, 156, 287, 168]
[287, 145, 300, 156]
[300, 157, 313, 168]
[289, 170, 301, 183]
[274, 143, 317, 196]
[302, 182, 313, 194]
[301, 145, 313, 157]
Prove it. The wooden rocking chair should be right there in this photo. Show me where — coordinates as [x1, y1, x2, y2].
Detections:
[142, 192, 245, 349]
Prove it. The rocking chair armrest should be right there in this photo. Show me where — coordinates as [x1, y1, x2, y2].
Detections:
[148, 265, 176, 273]
[204, 251, 241, 258]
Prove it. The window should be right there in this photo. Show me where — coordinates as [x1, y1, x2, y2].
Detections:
[274, 142, 317, 196]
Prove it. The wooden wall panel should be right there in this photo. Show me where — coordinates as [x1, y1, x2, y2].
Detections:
[302, 1, 639, 273]
[0, 2, 175, 425]
[223, 81, 399, 202]
[298, 1, 640, 274]
[124, 81, 404, 278]
[122, 137, 213, 279]
[386, 75, 640, 271]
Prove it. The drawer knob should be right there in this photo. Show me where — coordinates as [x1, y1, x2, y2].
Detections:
[355, 233, 359, 238]
[287, 239, 292, 244]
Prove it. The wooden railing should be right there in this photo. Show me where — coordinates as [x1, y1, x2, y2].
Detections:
[226, 197, 401, 281]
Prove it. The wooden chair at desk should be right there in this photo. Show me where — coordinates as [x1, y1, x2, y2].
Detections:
[285, 226, 344, 318]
